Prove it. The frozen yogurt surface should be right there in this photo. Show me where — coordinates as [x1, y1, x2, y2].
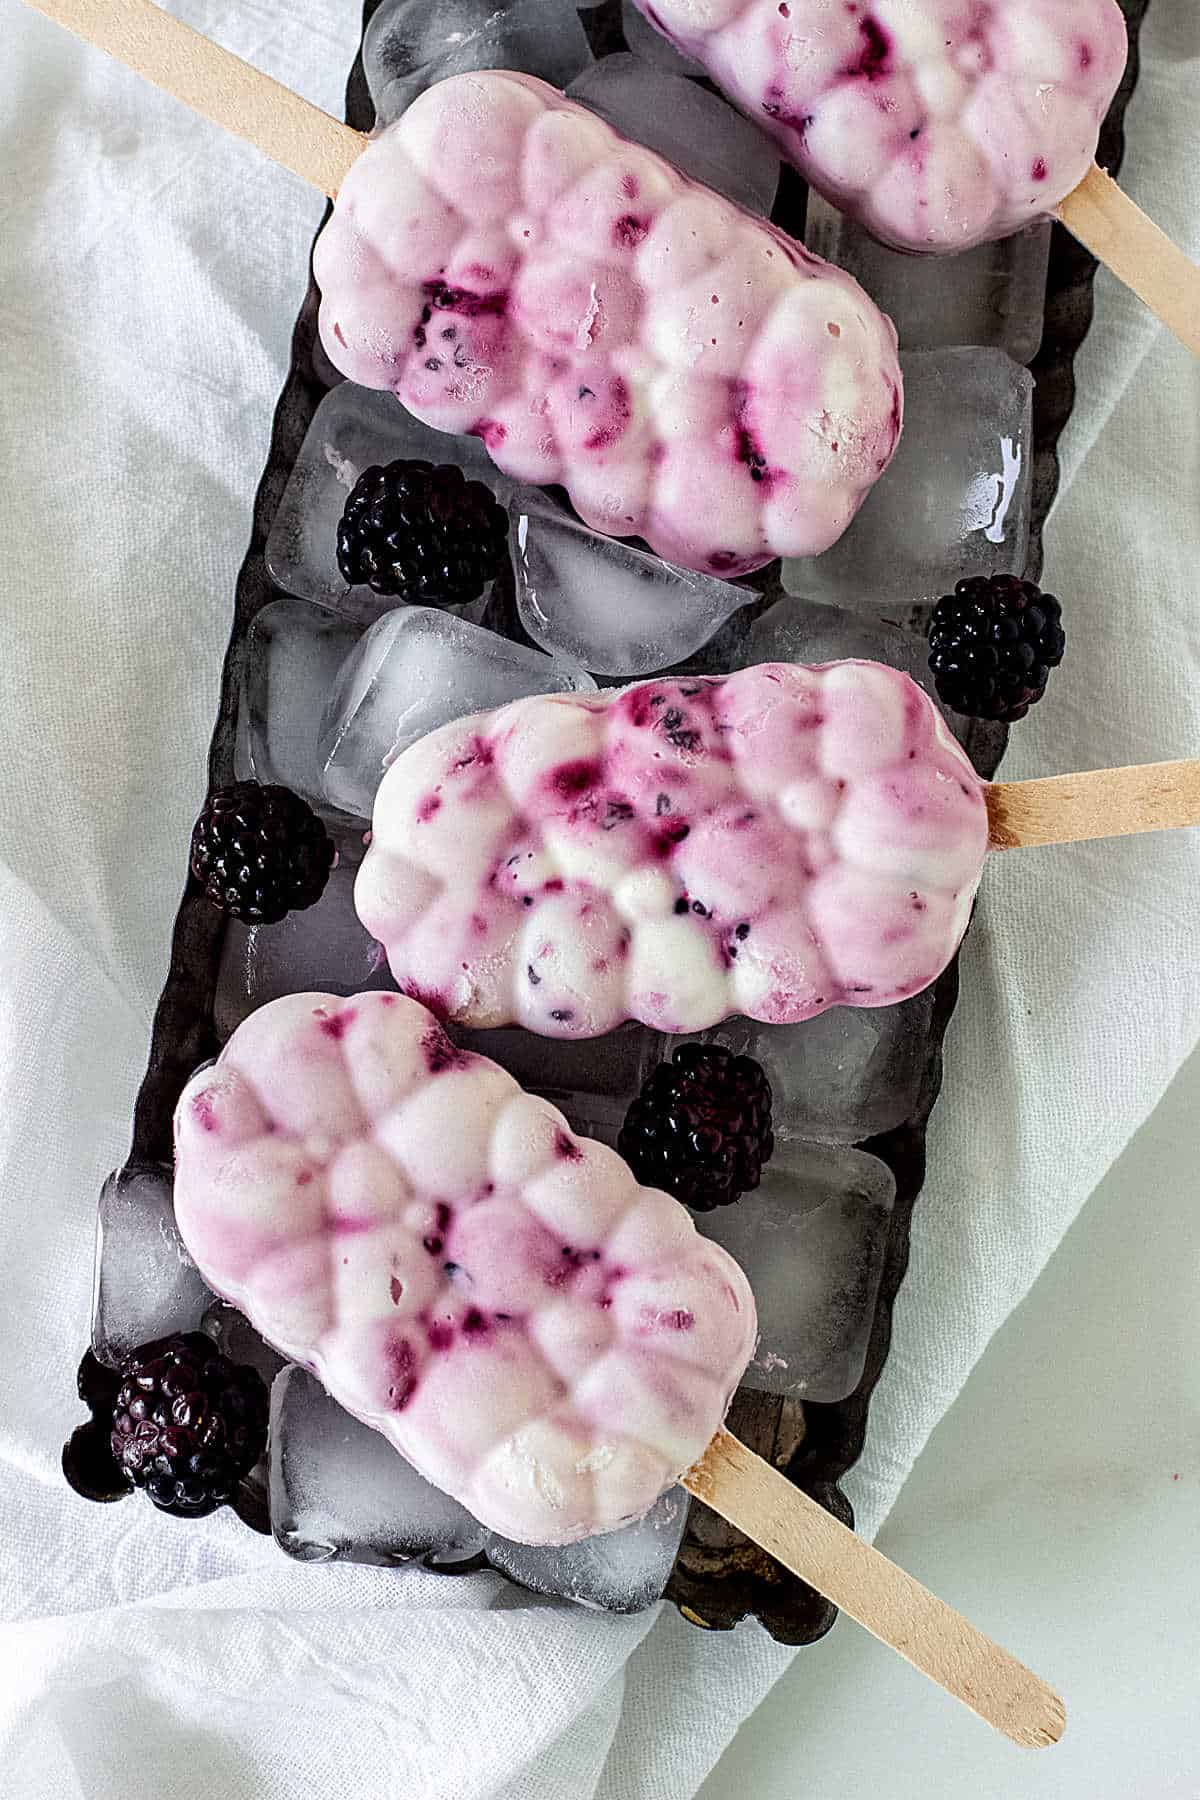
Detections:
[313, 70, 902, 576]
[356, 660, 990, 1037]
[174, 992, 756, 1544]
[631, 0, 1127, 252]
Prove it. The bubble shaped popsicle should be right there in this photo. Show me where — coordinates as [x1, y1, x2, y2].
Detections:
[174, 990, 1066, 1746]
[355, 659, 1200, 1039]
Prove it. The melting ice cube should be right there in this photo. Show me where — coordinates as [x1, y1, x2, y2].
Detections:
[511, 496, 754, 678]
[781, 348, 1033, 612]
[806, 192, 1051, 366]
[213, 862, 394, 1043]
[695, 1143, 896, 1405]
[318, 606, 595, 820]
[92, 1166, 213, 1368]
[364, 0, 593, 128]
[234, 597, 363, 819]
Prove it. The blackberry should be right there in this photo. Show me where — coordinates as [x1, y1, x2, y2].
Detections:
[928, 575, 1065, 723]
[63, 1350, 130, 1504]
[336, 459, 509, 606]
[109, 1333, 269, 1519]
[190, 781, 334, 925]
[618, 1044, 774, 1211]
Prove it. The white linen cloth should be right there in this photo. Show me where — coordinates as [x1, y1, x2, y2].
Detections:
[0, 3, 1195, 1794]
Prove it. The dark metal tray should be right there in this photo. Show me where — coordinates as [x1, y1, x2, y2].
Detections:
[112, 0, 1149, 1645]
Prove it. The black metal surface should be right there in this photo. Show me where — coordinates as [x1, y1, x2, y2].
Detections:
[117, 0, 1150, 1640]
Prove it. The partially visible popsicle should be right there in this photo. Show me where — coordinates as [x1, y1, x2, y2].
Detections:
[629, 0, 1200, 355]
[312, 70, 903, 576]
[630, 0, 1127, 253]
[356, 660, 990, 1037]
[173, 988, 1066, 1746]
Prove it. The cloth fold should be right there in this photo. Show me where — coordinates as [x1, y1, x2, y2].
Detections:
[1, 3, 1195, 1794]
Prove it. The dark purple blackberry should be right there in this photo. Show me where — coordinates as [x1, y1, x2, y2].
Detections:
[336, 459, 509, 606]
[63, 1350, 131, 1504]
[618, 1044, 774, 1211]
[109, 1333, 269, 1519]
[928, 575, 1065, 723]
[190, 782, 334, 925]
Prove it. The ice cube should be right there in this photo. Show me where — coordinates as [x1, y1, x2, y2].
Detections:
[213, 862, 394, 1042]
[781, 348, 1033, 612]
[670, 989, 934, 1148]
[364, 0, 593, 129]
[270, 1364, 486, 1565]
[566, 53, 779, 217]
[747, 594, 937, 699]
[452, 1020, 665, 1136]
[318, 606, 596, 820]
[696, 1143, 895, 1404]
[487, 1486, 687, 1613]
[512, 496, 755, 678]
[265, 381, 504, 618]
[92, 1166, 213, 1368]
[201, 1301, 289, 1388]
[621, 0, 704, 76]
[806, 192, 1050, 366]
[233, 598, 363, 819]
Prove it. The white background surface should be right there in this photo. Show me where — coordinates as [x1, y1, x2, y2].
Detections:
[702, 1047, 1200, 1799]
[1, 2, 1197, 1795]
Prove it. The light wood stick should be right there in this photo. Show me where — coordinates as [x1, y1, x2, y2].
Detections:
[23, 0, 365, 196]
[684, 1432, 1064, 1748]
[988, 758, 1200, 851]
[1058, 164, 1200, 359]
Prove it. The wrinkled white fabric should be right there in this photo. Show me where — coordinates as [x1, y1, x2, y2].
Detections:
[0, 3, 1195, 1796]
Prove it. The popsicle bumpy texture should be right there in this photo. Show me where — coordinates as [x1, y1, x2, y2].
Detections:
[173, 992, 756, 1544]
[631, 0, 1128, 252]
[355, 660, 990, 1038]
[313, 71, 903, 576]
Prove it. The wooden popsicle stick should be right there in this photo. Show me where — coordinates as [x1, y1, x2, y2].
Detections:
[23, 0, 365, 196]
[1057, 164, 1200, 359]
[988, 757, 1200, 851]
[684, 1432, 1064, 1748]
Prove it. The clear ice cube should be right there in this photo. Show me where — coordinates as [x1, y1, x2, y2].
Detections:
[213, 862, 394, 1042]
[234, 598, 363, 819]
[452, 1020, 665, 1134]
[487, 1486, 687, 1613]
[696, 1143, 896, 1404]
[201, 1301, 289, 1388]
[781, 348, 1033, 613]
[363, 0, 593, 129]
[511, 496, 754, 678]
[264, 381, 503, 618]
[670, 989, 933, 1149]
[747, 594, 938, 699]
[621, 0, 704, 77]
[270, 1366, 684, 1609]
[318, 605, 596, 820]
[92, 1166, 213, 1368]
[270, 1364, 486, 1565]
[806, 192, 1051, 366]
[566, 53, 779, 217]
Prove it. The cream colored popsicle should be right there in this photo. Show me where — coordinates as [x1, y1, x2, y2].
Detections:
[174, 989, 1065, 1747]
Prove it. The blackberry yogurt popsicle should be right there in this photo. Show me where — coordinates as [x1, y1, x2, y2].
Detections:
[173, 990, 1065, 1745]
[312, 70, 903, 576]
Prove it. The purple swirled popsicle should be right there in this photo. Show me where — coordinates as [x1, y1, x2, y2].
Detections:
[354, 660, 990, 1038]
[312, 70, 902, 577]
[173, 991, 756, 1544]
[631, 0, 1127, 253]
